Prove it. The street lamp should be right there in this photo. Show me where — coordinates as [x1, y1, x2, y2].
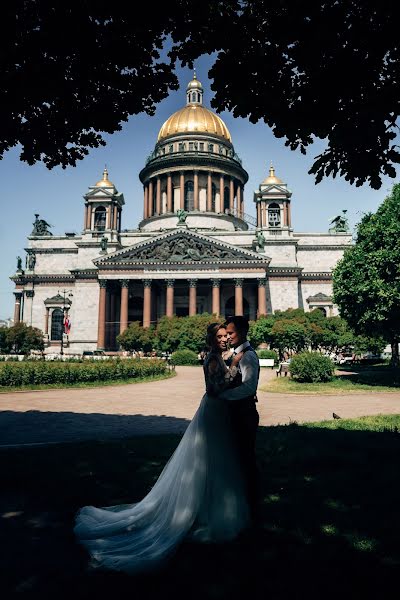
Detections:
[60, 289, 73, 356]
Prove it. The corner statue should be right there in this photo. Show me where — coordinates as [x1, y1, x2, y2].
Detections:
[31, 214, 53, 236]
[176, 208, 188, 224]
[329, 210, 349, 233]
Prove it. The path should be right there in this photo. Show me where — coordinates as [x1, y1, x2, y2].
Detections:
[0, 367, 399, 446]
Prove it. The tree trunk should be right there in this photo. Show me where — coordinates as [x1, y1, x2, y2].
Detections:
[390, 339, 399, 367]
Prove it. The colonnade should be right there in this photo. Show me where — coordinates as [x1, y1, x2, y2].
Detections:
[143, 171, 244, 219]
[96, 277, 268, 349]
[256, 200, 291, 228]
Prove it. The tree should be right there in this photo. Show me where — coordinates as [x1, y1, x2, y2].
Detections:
[0, 327, 11, 353]
[155, 314, 216, 353]
[117, 322, 154, 353]
[248, 316, 275, 348]
[6, 322, 44, 354]
[333, 184, 400, 365]
[269, 319, 308, 356]
[4, 2, 400, 187]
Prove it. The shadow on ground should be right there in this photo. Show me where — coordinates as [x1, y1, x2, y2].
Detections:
[336, 364, 400, 387]
[1, 413, 400, 599]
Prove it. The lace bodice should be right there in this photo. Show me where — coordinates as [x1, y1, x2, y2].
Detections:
[203, 351, 238, 396]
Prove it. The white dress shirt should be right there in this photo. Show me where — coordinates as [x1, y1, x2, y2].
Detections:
[219, 340, 260, 402]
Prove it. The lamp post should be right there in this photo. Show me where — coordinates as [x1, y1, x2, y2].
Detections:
[60, 289, 73, 356]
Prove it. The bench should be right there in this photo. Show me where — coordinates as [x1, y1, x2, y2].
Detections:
[259, 358, 275, 368]
[276, 362, 290, 377]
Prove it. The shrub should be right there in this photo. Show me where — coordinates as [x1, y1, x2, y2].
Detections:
[170, 349, 199, 366]
[0, 358, 168, 387]
[289, 352, 335, 383]
[256, 349, 278, 363]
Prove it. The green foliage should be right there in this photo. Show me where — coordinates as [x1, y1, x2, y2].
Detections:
[270, 319, 308, 355]
[289, 352, 335, 383]
[333, 184, 400, 364]
[0, 358, 167, 387]
[256, 349, 278, 362]
[155, 314, 216, 353]
[117, 322, 154, 352]
[169, 349, 199, 366]
[249, 317, 275, 348]
[4, 323, 44, 354]
[0, 327, 11, 353]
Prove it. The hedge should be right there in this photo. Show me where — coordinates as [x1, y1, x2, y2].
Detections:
[289, 352, 335, 383]
[170, 349, 199, 366]
[0, 359, 168, 387]
[256, 349, 278, 362]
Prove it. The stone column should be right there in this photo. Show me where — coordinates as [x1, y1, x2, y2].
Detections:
[188, 279, 198, 316]
[84, 205, 88, 230]
[13, 292, 22, 324]
[156, 177, 161, 215]
[237, 184, 242, 218]
[287, 202, 291, 227]
[219, 174, 224, 212]
[143, 280, 152, 328]
[257, 202, 261, 228]
[113, 204, 118, 230]
[148, 180, 154, 218]
[257, 278, 267, 317]
[86, 205, 92, 230]
[109, 289, 116, 348]
[230, 178, 235, 213]
[119, 280, 129, 334]
[97, 280, 107, 349]
[167, 174, 173, 213]
[207, 172, 212, 211]
[234, 278, 244, 316]
[166, 280, 175, 317]
[211, 279, 221, 316]
[44, 307, 50, 335]
[194, 171, 199, 210]
[180, 172, 185, 210]
[144, 186, 148, 219]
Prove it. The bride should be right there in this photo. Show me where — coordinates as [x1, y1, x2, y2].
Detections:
[74, 322, 251, 574]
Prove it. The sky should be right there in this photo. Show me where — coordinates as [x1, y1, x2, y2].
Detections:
[0, 53, 397, 319]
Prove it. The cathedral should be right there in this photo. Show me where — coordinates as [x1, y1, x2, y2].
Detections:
[11, 75, 352, 354]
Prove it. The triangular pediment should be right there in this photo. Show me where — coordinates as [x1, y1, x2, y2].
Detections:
[94, 229, 270, 268]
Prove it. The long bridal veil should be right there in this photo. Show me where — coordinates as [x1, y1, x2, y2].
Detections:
[74, 392, 250, 574]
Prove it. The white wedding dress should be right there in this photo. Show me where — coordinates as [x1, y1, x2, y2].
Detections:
[74, 352, 250, 574]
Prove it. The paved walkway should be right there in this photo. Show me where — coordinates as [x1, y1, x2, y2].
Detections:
[0, 367, 399, 446]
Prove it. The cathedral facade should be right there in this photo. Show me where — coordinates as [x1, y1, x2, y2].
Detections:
[11, 76, 352, 354]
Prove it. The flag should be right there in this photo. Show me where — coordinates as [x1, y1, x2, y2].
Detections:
[64, 316, 71, 334]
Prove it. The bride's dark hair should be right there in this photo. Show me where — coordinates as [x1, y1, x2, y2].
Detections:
[206, 322, 225, 350]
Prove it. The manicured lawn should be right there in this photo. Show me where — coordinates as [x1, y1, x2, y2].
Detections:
[1, 414, 400, 599]
[262, 364, 400, 394]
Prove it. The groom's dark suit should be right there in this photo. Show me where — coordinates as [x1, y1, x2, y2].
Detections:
[220, 343, 260, 523]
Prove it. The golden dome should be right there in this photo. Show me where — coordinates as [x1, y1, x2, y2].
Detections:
[262, 164, 284, 185]
[157, 104, 232, 142]
[187, 71, 202, 90]
[95, 167, 114, 188]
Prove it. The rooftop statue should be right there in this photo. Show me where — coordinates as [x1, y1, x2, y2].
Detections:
[176, 208, 188, 224]
[31, 214, 53, 236]
[329, 210, 350, 233]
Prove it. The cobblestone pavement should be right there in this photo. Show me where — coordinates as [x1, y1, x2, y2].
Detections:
[0, 367, 399, 446]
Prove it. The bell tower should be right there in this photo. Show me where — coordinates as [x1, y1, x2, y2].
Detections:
[83, 168, 125, 241]
[254, 164, 292, 231]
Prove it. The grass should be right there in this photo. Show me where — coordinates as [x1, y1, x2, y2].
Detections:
[0, 370, 176, 393]
[1, 414, 400, 599]
[262, 364, 400, 394]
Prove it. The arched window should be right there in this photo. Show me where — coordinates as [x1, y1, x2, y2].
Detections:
[184, 180, 194, 211]
[51, 308, 64, 341]
[316, 307, 327, 317]
[94, 206, 106, 231]
[224, 186, 230, 212]
[268, 203, 281, 227]
[211, 183, 217, 212]
[224, 297, 250, 321]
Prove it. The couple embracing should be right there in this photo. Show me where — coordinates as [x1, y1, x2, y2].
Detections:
[75, 316, 260, 574]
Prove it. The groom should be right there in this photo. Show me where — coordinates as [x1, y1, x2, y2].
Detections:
[218, 316, 260, 527]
